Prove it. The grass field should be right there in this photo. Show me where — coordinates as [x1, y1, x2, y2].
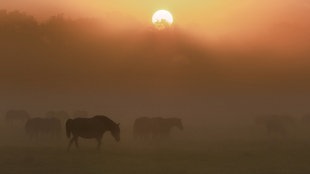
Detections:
[1, 138, 310, 174]
[1, 122, 310, 174]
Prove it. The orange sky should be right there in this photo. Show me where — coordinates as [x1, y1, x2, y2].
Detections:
[1, 0, 309, 69]
[2, 0, 310, 29]
[1, 0, 310, 54]
[1, 0, 310, 82]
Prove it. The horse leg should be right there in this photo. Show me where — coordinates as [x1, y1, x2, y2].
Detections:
[74, 137, 79, 149]
[67, 138, 74, 151]
[96, 137, 102, 150]
[67, 136, 77, 151]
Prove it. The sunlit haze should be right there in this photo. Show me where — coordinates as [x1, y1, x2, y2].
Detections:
[1, 1, 310, 173]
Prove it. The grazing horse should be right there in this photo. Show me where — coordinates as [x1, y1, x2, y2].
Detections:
[255, 115, 295, 137]
[66, 115, 120, 151]
[25, 117, 62, 139]
[133, 117, 183, 140]
[133, 117, 153, 139]
[152, 117, 183, 139]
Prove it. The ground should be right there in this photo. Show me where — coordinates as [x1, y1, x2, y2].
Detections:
[1, 138, 310, 174]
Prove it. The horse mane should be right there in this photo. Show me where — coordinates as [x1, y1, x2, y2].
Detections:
[92, 115, 118, 127]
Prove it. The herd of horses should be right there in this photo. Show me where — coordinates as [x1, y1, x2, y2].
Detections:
[4, 110, 184, 150]
[5, 109, 310, 150]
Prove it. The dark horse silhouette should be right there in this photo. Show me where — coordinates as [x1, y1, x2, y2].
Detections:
[66, 115, 120, 151]
[133, 117, 183, 140]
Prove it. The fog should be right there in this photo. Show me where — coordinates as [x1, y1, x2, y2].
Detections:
[1, 10, 310, 117]
[1, 9, 310, 173]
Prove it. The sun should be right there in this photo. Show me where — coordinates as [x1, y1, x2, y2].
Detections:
[152, 10, 174, 29]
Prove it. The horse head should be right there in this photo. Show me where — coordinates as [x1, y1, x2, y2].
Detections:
[111, 123, 120, 142]
[175, 118, 184, 130]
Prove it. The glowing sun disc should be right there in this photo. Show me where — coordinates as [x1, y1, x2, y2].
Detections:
[152, 10, 174, 26]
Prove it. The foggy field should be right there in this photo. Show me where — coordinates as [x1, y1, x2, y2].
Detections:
[1, 123, 310, 174]
[1, 140, 310, 174]
[1, 3, 310, 173]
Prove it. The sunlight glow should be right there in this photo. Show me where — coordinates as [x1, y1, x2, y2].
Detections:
[152, 10, 173, 29]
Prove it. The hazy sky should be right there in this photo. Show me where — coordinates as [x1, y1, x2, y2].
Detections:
[1, 0, 310, 114]
[1, 0, 309, 48]
[2, 0, 310, 27]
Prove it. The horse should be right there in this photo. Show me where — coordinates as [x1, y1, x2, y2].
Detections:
[255, 115, 295, 138]
[5, 110, 30, 125]
[133, 117, 183, 140]
[25, 117, 62, 139]
[152, 117, 183, 139]
[133, 117, 153, 140]
[65, 115, 120, 151]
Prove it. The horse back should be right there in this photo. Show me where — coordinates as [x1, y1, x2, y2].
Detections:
[65, 117, 108, 138]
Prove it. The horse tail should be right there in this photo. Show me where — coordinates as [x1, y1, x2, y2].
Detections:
[65, 119, 73, 138]
[25, 119, 31, 136]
